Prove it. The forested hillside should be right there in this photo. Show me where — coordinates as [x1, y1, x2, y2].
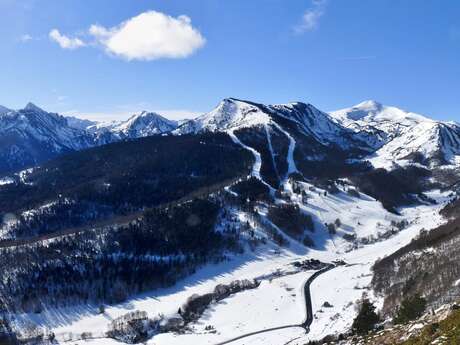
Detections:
[372, 198, 460, 316]
[0, 132, 252, 240]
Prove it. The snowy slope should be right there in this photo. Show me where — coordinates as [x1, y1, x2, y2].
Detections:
[13, 183, 450, 345]
[176, 98, 370, 151]
[175, 98, 272, 133]
[270, 102, 370, 150]
[89, 111, 178, 140]
[331, 100, 431, 131]
[331, 101, 460, 168]
[175, 98, 376, 192]
[0, 103, 92, 151]
[0, 103, 96, 173]
[368, 121, 460, 169]
[0, 105, 13, 116]
[65, 116, 97, 130]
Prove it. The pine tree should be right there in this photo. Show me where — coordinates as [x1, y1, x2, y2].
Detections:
[394, 294, 426, 324]
[352, 298, 380, 335]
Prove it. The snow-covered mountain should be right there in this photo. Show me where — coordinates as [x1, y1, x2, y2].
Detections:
[1, 98, 459, 175]
[175, 98, 271, 133]
[176, 98, 372, 151]
[0, 104, 179, 173]
[177, 98, 342, 136]
[331, 100, 460, 168]
[0, 105, 13, 116]
[0, 103, 95, 173]
[66, 116, 97, 131]
[89, 111, 177, 140]
[175, 98, 375, 188]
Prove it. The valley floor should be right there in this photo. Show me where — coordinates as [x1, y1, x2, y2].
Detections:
[9, 188, 450, 345]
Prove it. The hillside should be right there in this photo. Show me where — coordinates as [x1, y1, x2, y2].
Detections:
[0, 97, 459, 345]
[0, 132, 252, 239]
[372, 198, 460, 317]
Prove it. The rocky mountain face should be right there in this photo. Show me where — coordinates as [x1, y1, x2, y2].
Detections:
[175, 98, 376, 188]
[0, 103, 94, 174]
[0, 104, 179, 174]
[176, 98, 370, 152]
[89, 111, 178, 140]
[65, 116, 97, 131]
[178, 98, 460, 171]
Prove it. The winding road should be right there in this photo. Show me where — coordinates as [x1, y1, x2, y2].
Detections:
[214, 264, 336, 345]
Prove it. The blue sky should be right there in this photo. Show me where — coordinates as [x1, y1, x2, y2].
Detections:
[0, 0, 459, 121]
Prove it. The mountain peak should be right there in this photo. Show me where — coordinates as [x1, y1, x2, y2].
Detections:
[24, 102, 46, 113]
[332, 100, 432, 124]
[218, 97, 251, 108]
[0, 105, 12, 116]
[286, 101, 310, 107]
[175, 98, 272, 134]
[138, 110, 152, 117]
[126, 110, 176, 126]
[96, 110, 178, 139]
[134, 110, 163, 119]
[354, 100, 383, 112]
[335, 100, 383, 121]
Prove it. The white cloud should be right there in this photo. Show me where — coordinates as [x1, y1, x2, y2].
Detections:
[88, 10, 206, 61]
[294, 0, 327, 33]
[20, 34, 33, 42]
[49, 29, 86, 49]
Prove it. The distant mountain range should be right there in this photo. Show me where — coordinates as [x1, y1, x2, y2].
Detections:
[0, 103, 94, 173]
[0, 98, 459, 174]
[0, 103, 178, 173]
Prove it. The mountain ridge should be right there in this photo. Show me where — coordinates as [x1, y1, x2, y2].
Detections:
[1, 99, 459, 174]
[0, 104, 180, 173]
[331, 100, 460, 168]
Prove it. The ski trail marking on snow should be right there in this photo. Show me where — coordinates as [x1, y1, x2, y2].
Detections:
[227, 129, 275, 192]
[271, 123, 298, 178]
[227, 129, 262, 179]
[265, 124, 280, 181]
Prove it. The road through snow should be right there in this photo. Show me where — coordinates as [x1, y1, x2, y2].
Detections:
[214, 264, 336, 345]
